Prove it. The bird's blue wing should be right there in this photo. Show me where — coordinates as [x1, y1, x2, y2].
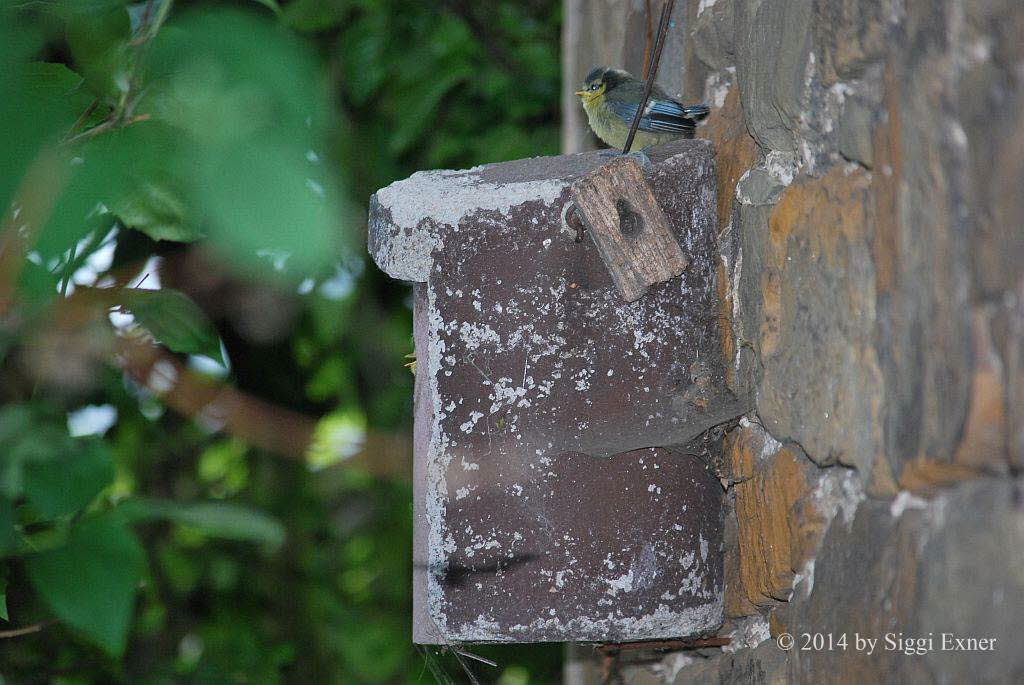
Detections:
[607, 98, 707, 133]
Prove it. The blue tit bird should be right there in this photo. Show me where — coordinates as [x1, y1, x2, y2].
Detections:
[575, 66, 710, 150]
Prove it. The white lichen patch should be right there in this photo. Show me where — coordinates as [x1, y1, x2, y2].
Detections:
[738, 416, 783, 459]
[813, 468, 865, 528]
[424, 281, 455, 635]
[459, 411, 484, 434]
[458, 321, 500, 350]
[722, 615, 772, 653]
[463, 533, 501, 559]
[602, 544, 659, 596]
[765, 150, 800, 187]
[791, 557, 816, 598]
[604, 568, 636, 596]
[489, 376, 530, 413]
[703, 66, 734, 109]
[554, 569, 569, 589]
[572, 367, 594, 392]
[451, 597, 723, 643]
[697, 0, 718, 16]
[890, 490, 928, 518]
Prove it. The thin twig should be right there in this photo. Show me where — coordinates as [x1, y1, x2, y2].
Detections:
[596, 636, 731, 653]
[132, 272, 151, 290]
[63, 98, 100, 142]
[61, 119, 116, 147]
[641, 0, 654, 79]
[62, 113, 152, 147]
[600, 649, 619, 685]
[139, 0, 156, 32]
[135, 0, 174, 45]
[622, 0, 676, 154]
[0, 621, 52, 639]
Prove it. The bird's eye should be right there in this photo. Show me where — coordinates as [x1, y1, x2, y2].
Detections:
[590, 83, 599, 91]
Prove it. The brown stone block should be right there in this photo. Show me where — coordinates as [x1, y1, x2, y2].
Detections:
[865, 452, 899, 499]
[953, 307, 1008, 471]
[787, 480, 1024, 683]
[720, 489, 761, 618]
[871, 24, 976, 473]
[767, 610, 787, 639]
[813, 0, 888, 84]
[725, 421, 825, 610]
[722, 506, 758, 619]
[887, 306, 1009, 491]
[897, 458, 983, 493]
[756, 167, 884, 474]
[869, 67, 901, 298]
[698, 88, 759, 238]
[700, 88, 760, 397]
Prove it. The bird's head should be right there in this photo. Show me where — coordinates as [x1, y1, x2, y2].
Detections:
[575, 67, 631, 103]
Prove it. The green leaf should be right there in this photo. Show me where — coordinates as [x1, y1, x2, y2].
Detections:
[0, 407, 67, 501]
[63, 5, 132, 100]
[337, 613, 406, 680]
[305, 355, 355, 402]
[249, 0, 281, 15]
[23, 439, 113, 519]
[119, 288, 224, 364]
[193, 140, 342, 277]
[21, 62, 94, 120]
[0, 22, 66, 219]
[146, 9, 325, 144]
[306, 409, 364, 470]
[389, 62, 473, 153]
[337, 13, 386, 105]
[118, 497, 285, 548]
[0, 577, 8, 621]
[143, 8, 344, 277]
[36, 122, 177, 260]
[0, 404, 35, 448]
[110, 178, 202, 243]
[26, 514, 145, 656]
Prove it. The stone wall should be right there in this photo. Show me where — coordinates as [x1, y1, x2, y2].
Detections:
[563, 0, 1024, 681]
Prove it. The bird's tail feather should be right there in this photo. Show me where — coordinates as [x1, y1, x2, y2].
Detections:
[683, 104, 711, 119]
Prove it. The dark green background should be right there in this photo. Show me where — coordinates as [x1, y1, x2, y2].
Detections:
[0, 0, 565, 681]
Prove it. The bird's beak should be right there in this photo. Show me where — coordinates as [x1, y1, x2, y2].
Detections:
[574, 90, 585, 96]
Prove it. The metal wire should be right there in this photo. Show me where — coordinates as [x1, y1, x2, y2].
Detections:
[622, 0, 676, 154]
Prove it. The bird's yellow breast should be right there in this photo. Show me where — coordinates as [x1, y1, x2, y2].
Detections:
[579, 93, 681, 150]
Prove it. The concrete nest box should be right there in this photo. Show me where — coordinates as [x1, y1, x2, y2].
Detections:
[368, 140, 742, 643]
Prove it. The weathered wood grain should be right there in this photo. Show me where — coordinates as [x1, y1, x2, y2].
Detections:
[569, 156, 688, 301]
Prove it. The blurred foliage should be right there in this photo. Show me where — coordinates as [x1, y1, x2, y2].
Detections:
[0, 0, 562, 682]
